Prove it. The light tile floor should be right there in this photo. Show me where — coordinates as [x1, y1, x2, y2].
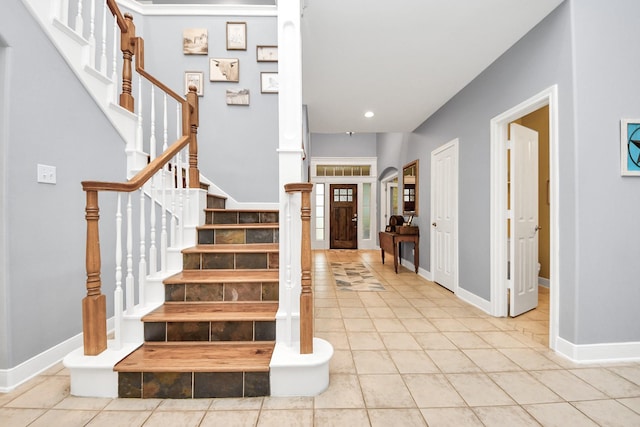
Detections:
[2, 249, 640, 426]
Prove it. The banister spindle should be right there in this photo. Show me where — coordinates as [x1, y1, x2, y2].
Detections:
[83, 190, 107, 355]
[136, 76, 144, 153]
[149, 181, 157, 274]
[125, 193, 134, 313]
[88, 0, 96, 67]
[112, 16, 118, 104]
[114, 193, 123, 350]
[99, 0, 107, 75]
[74, 0, 84, 36]
[59, 0, 70, 25]
[138, 188, 146, 308]
[149, 87, 156, 160]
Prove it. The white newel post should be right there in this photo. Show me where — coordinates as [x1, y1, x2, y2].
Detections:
[276, 0, 304, 343]
[270, 0, 333, 398]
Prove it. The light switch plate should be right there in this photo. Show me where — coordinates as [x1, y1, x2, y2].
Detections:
[37, 164, 56, 184]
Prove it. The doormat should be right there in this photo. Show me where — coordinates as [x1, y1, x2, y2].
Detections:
[330, 262, 386, 291]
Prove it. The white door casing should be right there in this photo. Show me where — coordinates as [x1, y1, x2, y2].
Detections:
[431, 139, 459, 293]
[509, 123, 539, 316]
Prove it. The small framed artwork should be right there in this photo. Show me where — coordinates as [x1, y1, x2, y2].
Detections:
[226, 89, 250, 106]
[621, 118, 640, 176]
[226, 22, 247, 50]
[260, 72, 279, 94]
[184, 71, 204, 96]
[385, 226, 392, 232]
[209, 58, 239, 82]
[257, 45, 278, 62]
[183, 28, 208, 55]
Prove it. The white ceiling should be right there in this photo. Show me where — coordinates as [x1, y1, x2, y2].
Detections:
[301, 0, 564, 134]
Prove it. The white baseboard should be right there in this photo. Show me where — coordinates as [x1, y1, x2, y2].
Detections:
[0, 318, 114, 393]
[456, 286, 492, 314]
[555, 337, 640, 363]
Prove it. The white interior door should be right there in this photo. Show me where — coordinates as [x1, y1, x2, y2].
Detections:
[431, 140, 458, 292]
[509, 123, 539, 316]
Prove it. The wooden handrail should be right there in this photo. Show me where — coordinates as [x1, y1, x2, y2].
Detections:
[82, 136, 189, 192]
[285, 183, 314, 354]
[106, 0, 127, 32]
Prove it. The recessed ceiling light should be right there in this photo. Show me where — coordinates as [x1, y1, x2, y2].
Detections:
[364, 111, 374, 118]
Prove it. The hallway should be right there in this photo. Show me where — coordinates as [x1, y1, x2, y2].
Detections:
[1, 250, 639, 426]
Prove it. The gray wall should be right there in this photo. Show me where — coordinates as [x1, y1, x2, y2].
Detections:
[310, 132, 377, 158]
[1, 0, 125, 368]
[381, 0, 640, 346]
[380, 1, 578, 340]
[570, 0, 640, 344]
[137, 12, 279, 203]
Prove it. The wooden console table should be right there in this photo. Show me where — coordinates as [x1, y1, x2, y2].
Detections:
[379, 231, 419, 273]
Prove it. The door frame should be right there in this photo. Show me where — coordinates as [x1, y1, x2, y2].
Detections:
[489, 85, 559, 349]
[430, 138, 459, 294]
[380, 171, 399, 232]
[309, 157, 378, 250]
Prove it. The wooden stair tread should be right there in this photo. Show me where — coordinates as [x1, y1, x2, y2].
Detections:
[143, 302, 278, 322]
[205, 208, 278, 213]
[114, 342, 274, 373]
[164, 270, 279, 284]
[183, 243, 279, 253]
[198, 223, 279, 229]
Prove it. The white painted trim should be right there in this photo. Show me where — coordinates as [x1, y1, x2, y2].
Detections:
[430, 139, 459, 295]
[490, 85, 559, 350]
[118, 0, 277, 16]
[456, 286, 492, 314]
[380, 172, 399, 233]
[0, 318, 115, 392]
[555, 337, 640, 363]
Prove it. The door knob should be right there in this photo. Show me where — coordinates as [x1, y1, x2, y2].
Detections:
[534, 225, 542, 232]
[432, 222, 437, 227]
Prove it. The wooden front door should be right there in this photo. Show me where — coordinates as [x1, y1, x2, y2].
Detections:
[330, 184, 358, 249]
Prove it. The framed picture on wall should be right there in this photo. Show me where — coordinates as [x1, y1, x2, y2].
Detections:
[209, 58, 240, 82]
[183, 28, 208, 55]
[257, 45, 278, 62]
[226, 22, 247, 50]
[620, 118, 640, 176]
[226, 89, 250, 106]
[260, 72, 279, 93]
[184, 71, 204, 96]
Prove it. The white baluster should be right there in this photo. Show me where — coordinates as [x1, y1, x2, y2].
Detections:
[176, 105, 184, 246]
[126, 193, 134, 314]
[160, 95, 168, 270]
[161, 168, 167, 272]
[136, 76, 143, 153]
[285, 194, 293, 348]
[74, 0, 84, 36]
[149, 180, 157, 274]
[112, 17, 118, 104]
[163, 95, 168, 153]
[170, 155, 177, 247]
[138, 188, 146, 308]
[177, 144, 184, 246]
[149, 87, 156, 160]
[59, 0, 70, 24]
[114, 194, 123, 350]
[99, 0, 107, 75]
[88, 0, 96, 67]
[184, 146, 190, 227]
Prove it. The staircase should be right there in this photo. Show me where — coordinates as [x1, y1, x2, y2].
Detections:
[114, 195, 280, 398]
[21, 0, 332, 399]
